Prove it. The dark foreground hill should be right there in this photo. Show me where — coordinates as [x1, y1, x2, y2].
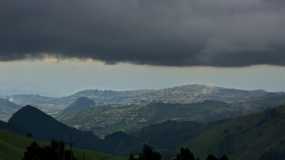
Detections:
[8, 105, 106, 151]
[132, 120, 204, 152]
[5, 105, 142, 155]
[0, 119, 8, 129]
[186, 104, 285, 160]
[128, 104, 285, 160]
[4, 103, 285, 160]
[0, 130, 124, 160]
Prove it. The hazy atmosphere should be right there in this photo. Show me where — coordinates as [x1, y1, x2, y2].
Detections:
[1, 0, 285, 160]
[0, 59, 285, 96]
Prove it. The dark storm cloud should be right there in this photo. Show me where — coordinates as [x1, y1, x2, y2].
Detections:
[0, 0, 285, 66]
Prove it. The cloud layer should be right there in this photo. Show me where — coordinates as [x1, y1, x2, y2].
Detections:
[0, 0, 285, 66]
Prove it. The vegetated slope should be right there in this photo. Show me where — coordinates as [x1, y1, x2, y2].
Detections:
[63, 97, 95, 113]
[0, 130, 34, 160]
[0, 98, 21, 121]
[57, 86, 285, 138]
[0, 130, 124, 160]
[8, 85, 285, 132]
[8, 106, 105, 151]
[6, 105, 143, 155]
[132, 120, 204, 152]
[103, 131, 144, 154]
[59, 97, 95, 120]
[58, 101, 234, 137]
[122, 103, 285, 160]
[186, 104, 285, 160]
[3, 103, 285, 160]
[230, 93, 285, 115]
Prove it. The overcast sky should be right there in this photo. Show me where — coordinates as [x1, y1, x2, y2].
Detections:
[0, 0, 284, 96]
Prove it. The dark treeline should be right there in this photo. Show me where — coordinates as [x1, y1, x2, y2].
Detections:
[129, 145, 229, 160]
[22, 140, 77, 160]
[22, 141, 229, 160]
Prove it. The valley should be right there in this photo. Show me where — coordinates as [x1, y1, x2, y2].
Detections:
[1, 84, 285, 160]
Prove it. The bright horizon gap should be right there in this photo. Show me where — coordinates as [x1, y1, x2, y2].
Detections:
[0, 59, 285, 97]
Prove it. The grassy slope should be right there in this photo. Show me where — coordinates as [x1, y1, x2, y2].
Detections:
[60, 101, 232, 137]
[0, 130, 125, 160]
[187, 105, 285, 160]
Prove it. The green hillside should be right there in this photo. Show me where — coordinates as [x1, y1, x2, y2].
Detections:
[187, 104, 285, 160]
[59, 101, 234, 137]
[0, 130, 32, 160]
[0, 130, 125, 160]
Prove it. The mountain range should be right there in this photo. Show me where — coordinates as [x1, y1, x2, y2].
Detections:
[8, 84, 285, 110]
[58, 89, 285, 137]
[58, 100, 235, 137]
[1, 105, 142, 155]
[2, 102, 285, 160]
[2, 84, 285, 138]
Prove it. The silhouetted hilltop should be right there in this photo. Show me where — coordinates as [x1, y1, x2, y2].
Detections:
[8, 105, 105, 151]
[6, 105, 143, 154]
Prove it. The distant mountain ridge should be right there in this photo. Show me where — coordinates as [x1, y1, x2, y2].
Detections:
[68, 84, 280, 105]
[0, 98, 21, 121]
[3, 84, 285, 137]
[8, 84, 285, 109]
[7, 94, 63, 116]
